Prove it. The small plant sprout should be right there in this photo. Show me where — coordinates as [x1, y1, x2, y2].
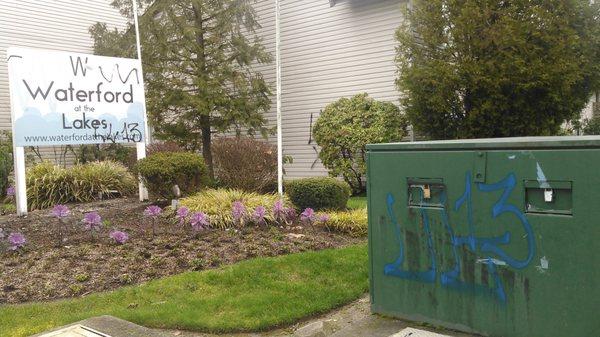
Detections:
[190, 212, 209, 232]
[176, 206, 190, 226]
[109, 230, 129, 244]
[300, 208, 316, 225]
[83, 211, 102, 240]
[7, 232, 26, 251]
[144, 205, 162, 236]
[232, 201, 246, 227]
[253, 206, 267, 225]
[51, 204, 70, 245]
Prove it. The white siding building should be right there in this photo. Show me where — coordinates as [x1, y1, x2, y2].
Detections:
[254, 0, 404, 177]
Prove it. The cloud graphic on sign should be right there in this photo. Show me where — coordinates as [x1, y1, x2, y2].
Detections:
[13, 102, 146, 146]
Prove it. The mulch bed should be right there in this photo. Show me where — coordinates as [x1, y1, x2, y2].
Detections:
[0, 198, 363, 304]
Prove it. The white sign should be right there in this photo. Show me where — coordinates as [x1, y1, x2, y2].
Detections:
[7, 47, 149, 216]
[7, 47, 147, 146]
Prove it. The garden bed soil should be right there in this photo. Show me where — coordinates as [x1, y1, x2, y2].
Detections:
[0, 198, 363, 304]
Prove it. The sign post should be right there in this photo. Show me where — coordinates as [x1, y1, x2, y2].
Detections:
[132, 0, 149, 201]
[7, 47, 149, 215]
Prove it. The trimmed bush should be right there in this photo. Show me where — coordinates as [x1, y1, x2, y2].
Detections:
[26, 161, 136, 210]
[285, 177, 351, 211]
[318, 208, 367, 237]
[179, 189, 292, 229]
[212, 137, 277, 193]
[136, 152, 210, 199]
[313, 93, 407, 194]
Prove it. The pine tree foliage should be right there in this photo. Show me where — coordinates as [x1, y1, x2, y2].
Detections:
[396, 0, 600, 139]
[90, 0, 272, 178]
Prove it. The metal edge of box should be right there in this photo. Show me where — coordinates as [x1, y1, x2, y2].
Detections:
[366, 136, 600, 151]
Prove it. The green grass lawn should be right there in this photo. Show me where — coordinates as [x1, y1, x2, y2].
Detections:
[347, 196, 367, 210]
[0, 244, 368, 337]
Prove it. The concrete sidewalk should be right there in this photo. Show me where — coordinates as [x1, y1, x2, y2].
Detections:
[35, 296, 477, 337]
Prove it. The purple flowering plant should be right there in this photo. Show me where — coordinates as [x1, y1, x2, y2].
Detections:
[284, 207, 297, 224]
[6, 185, 15, 198]
[51, 204, 70, 218]
[144, 205, 162, 218]
[273, 200, 286, 223]
[300, 208, 316, 225]
[144, 205, 162, 236]
[51, 204, 70, 245]
[252, 206, 267, 225]
[190, 212, 209, 232]
[83, 211, 102, 240]
[231, 201, 246, 227]
[83, 212, 102, 230]
[176, 206, 190, 226]
[318, 214, 330, 223]
[7, 232, 26, 251]
[109, 230, 129, 244]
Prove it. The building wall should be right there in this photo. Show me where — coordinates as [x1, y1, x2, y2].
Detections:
[277, 0, 405, 178]
[225, 0, 405, 179]
[0, 0, 127, 163]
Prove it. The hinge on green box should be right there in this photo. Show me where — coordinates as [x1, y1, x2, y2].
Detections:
[473, 151, 487, 183]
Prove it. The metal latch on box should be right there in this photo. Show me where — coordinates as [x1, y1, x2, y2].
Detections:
[544, 188, 553, 203]
[423, 185, 431, 199]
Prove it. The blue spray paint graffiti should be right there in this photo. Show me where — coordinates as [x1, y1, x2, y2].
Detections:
[384, 172, 536, 303]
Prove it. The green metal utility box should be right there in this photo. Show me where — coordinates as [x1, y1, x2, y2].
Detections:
[366, 136, 600, 337]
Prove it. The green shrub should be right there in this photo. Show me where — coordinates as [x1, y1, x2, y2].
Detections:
[583, 116, 600, 135]
[313, 93, 407, 194]
[179, 189, 291, 229]
[136, 152, 210, 199]
[0, 131, 12, 198]
[0, 151, 10, 198]
[26, 161, 136, 210]
[285, 177, 351, 211]
[318, 208, 367, 237]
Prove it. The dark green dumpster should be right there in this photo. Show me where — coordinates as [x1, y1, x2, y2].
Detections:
[366, 136, 600, 337]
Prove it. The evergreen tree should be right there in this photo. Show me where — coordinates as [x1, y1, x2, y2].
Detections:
[90, 0, 272, 178]
[396, 0, 600, 139]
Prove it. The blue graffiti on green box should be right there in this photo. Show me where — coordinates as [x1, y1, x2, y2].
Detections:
[384, 172, 536, 303]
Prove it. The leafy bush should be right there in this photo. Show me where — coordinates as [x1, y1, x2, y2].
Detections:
[136, 152, 210, 199]
[0, 131, 12, 198]
[583, 116, 600, 135]
[77, 143, 137, 171]
[319, 208, 367, 237]
[26, 161, 136, 210]
[285, 177, 351, 211]
[396, 0, 600, 139]
[212, 137, 277, 192]
[313, 93, 407, 194]
[179, 189, 291, 229]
